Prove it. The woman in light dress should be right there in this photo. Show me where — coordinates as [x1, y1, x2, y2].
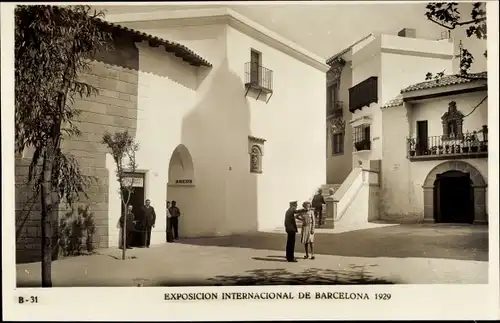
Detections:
[296, 201, 315, 260]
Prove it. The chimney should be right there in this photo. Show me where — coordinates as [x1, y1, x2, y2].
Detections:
[398, 28, 416, 38]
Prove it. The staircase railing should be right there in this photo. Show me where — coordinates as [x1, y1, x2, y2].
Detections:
[325, 166, 380, 226]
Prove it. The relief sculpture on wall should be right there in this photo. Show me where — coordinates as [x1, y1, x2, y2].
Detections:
[441, 101, 464, 140]
[328, 117, 346, 137]
[248, 135, 266, 174]
[250, 146, 262, 173]
[327, 57, 346, 85]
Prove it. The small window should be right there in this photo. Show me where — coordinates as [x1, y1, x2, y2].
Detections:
[332, 132, 344, 155]
[353, 125, 371, 151]
[327, 83, 340, 116]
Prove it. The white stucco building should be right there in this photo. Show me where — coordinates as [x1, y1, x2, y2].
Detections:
[381, 72, 488, 224]
[325, 28, 455, 184]
[99, 8, 328, 246]
[322, 28, 488, 227]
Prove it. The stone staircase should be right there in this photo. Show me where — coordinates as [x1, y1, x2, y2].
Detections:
[294, 184, 341, 229]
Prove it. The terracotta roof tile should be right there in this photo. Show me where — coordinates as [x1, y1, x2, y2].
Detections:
[382, 72, 487, 109]
[47, 5, 212, 67]
[400, 72, 487, 93]
[97, 19, 212, 68]
[381, 94, 403, 109]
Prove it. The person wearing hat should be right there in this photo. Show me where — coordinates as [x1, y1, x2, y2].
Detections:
[284, 201, 300, 262]
[312, 188, 325, 227]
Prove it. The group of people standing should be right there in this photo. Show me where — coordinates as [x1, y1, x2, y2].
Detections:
[283, 189, 326, 262]
[118, 199, 182, 249]
[119, 199, 157, 249]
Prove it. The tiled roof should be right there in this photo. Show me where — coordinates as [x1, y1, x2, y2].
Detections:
[381, 94, 403, 109]
[98, 20, 212, 67]
[400, 72, 487, 93]
[382, 72, 487, 109]
[45, 5, 211, 67]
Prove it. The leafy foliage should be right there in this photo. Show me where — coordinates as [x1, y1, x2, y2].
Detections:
[425, 2, 487, 79]
[58, 204, 97, 257]
[15, 4, 111, 205]
[102, 130, 139, 260]
[15, 4, 112, 286]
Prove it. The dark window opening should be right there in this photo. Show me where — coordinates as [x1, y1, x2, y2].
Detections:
[250, 49, 261, 84]
[332, 132, 344, 155]
[353, 124, 371, 151]
[327, 83, 340, 116]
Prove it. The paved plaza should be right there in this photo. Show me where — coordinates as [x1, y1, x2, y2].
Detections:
[16, 224, 488, 287]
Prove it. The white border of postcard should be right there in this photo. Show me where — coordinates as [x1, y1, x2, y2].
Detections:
[2, 1, 499, 320]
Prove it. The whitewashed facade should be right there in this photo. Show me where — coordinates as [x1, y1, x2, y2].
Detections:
[103, 8, 328, 246]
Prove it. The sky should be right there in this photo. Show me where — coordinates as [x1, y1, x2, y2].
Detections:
[92, 2, 488, 74]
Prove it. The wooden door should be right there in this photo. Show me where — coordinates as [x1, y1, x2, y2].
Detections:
[250, 50, 261, 84]
[416, 121, 428, 155]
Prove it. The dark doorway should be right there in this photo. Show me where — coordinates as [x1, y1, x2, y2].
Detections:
[433, 170, 474, 224]
[416, 120, 428, 155]
[121, 173, 146, 247]
[250, 49, 261, 84]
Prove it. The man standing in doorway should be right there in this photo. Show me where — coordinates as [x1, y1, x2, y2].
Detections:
[168, 201, 181, 240]
[141, 199, 156, 248]
[284, 201, 299, 262]
[312, 189, 325, 227]
[166, 201, 173, 243]
[119, 205, 135, 249]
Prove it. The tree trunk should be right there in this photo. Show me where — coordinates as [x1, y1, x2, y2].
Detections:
[40, 147, 54, 287]
[122, 204, 126, 260]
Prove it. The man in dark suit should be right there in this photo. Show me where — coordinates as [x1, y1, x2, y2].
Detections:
[284, 201, 299, 262]
[168, 201, 181, 240]
[140, 199, 156, 248]
[119, 205, 135, 249]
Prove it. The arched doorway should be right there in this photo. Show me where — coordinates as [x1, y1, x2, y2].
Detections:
[433, 170, 474, 223]
[166, 144, 195, 238]
[423, 161, 487, 224]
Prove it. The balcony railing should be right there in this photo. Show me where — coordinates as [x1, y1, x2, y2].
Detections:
[407, 131, 488, 160]
[327, 101, 343, 118]
[244, 62, 273, 92]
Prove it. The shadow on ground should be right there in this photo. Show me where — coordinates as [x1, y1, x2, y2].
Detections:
[154, 266, 398, 286]
[177, 224, 489, 261]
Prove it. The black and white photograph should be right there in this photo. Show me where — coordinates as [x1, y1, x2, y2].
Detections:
[2, 1, 499, 321]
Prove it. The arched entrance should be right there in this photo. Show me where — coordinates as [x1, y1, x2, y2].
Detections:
[166, 144, 195, 238]
[423, 161, 487, 224]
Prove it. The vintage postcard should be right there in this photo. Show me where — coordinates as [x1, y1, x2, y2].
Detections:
[2, 1, 499, 321]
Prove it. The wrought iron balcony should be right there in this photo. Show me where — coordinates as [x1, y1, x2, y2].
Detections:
[407, 129, 488, 161]
[244, 62, 273, 91]
[244, 62, 273, 103]
[327, 101, 344, 118]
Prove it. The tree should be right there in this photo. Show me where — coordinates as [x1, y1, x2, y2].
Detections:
[425, 2, 487, 80]
[101, 131, 140, 260]
[15, 5, 111, 287]
[424, 2, 487, 120]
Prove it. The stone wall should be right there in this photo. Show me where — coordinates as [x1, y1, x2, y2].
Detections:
[15, 36, 139, 263]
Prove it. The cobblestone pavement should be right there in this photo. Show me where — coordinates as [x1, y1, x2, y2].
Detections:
[16, 224, 488, 287]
